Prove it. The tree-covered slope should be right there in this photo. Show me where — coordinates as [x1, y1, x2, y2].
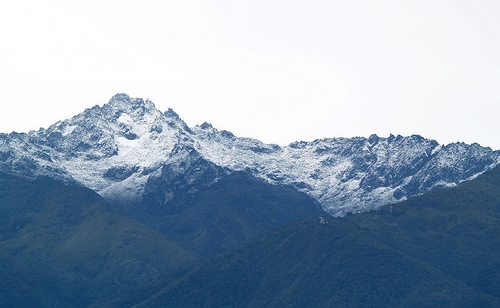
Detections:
[116, 166, 500, 307]
[0, 172, 197, 307]
[142, 161, 328, 258]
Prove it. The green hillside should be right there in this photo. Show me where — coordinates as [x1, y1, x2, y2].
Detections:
[0, 172, 197, 307]
[116, 167, 500, 307]
[149, 171, 327, 258]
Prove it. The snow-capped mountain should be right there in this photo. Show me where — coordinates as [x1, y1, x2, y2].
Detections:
[1, 93, 498, 216]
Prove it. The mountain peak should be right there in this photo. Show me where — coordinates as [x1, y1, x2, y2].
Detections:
[109, 92, 132, 103]
[164, 108, 181, 120]
[106, 93, 156, 115]
[199, 122, 213, 130]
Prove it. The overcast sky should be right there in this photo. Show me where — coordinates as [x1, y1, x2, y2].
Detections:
[1, 0, 499, 149]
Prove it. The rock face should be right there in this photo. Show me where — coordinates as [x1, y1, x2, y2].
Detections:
[1, 93, 499, 216]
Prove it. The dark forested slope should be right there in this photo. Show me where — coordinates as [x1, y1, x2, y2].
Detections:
[116, 167, 500, 307]
[0, 172, 196, 307]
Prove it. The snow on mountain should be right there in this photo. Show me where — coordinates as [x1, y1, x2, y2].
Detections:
[1, 94, 498, 216]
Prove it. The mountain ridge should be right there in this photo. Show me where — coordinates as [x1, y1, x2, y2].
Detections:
[1, 93, 498, 216]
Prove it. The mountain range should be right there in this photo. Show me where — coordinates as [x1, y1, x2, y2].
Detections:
[1, 93, 498, 217]
[1, 93, 500, 306]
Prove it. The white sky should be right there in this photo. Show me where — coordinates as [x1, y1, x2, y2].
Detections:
[1, 0, 499, 149]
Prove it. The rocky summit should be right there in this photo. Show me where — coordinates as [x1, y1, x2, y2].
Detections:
[1, 93, 499, 216]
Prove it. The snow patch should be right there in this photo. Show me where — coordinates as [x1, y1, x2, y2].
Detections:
[117, 136, 140, 148]
[118, 113, 134, 126]
[62, 125, 77, 137]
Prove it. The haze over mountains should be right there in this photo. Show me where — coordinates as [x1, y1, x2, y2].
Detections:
[1, 94, 500, 306]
